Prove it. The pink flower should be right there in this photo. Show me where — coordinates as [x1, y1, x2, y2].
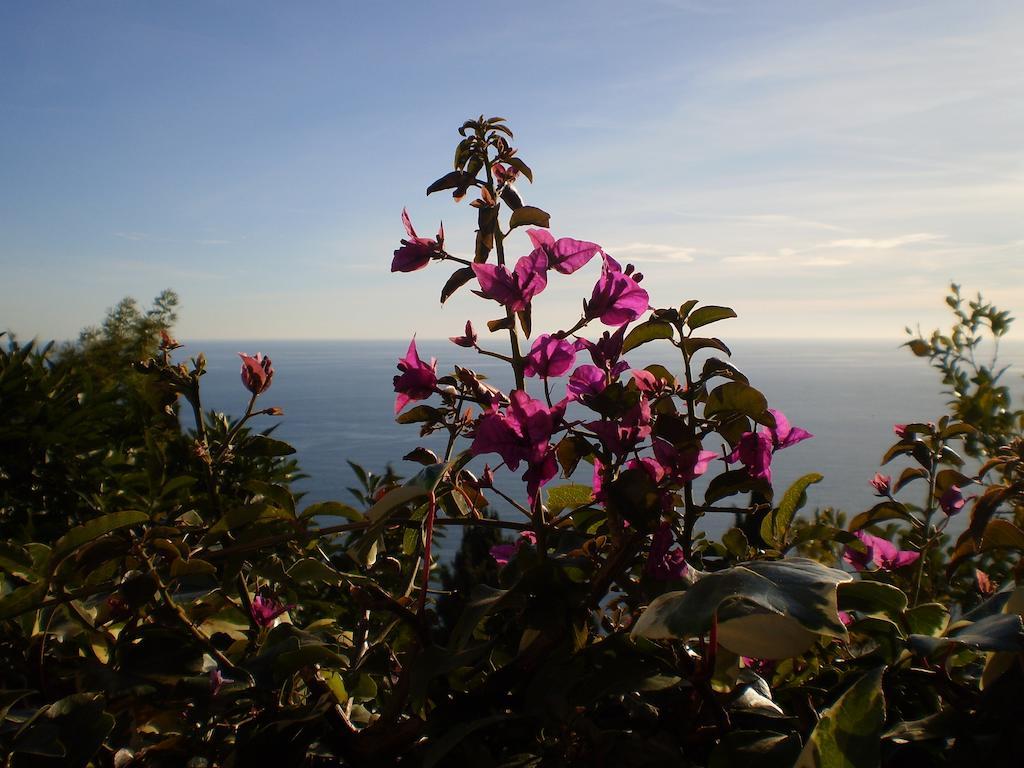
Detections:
[472, 249, 548, 312]
[939, 485, 966, 516]
[239, 353, 274, 396]
[870, 472, 892, 497]
[393, 338, 437, 414]
[524, 334, 577, 378]
[766, 409, 813, 451]
[843, 530, 919, 571]
[727, 409, 813, 483]
[838, 610, 854, 627]
[470, 391, 566, 501]
[449, 320, 477, 348]
[251, 594, 294, 627]
[392, 208, 443, 273]
[586, 398, 653, 457]
[893, 423, 908, 438]
[651, 438, 717, 483]
[728, 431, 774, 482]
[489, 530, 537, 567]
[577, 325, 631, 375]
[645, 521, 688, 580]
[566, 364, 608, 402]
[592, 456, 607, 501]
[525, 228, 602, 275]
[491, 162, 519, 186]
[209, 669, 231, 696]
[631, 369, 661, 393]
[741, 657, 776, 678]
[585, 255, 649, 326]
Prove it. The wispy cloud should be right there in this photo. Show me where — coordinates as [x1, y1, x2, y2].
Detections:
[674, 212, 849, 232]
[799, 257, 849, 268]
[722, 254, 778, 264]
[606, 242, 696, 263]
[826, 233, 943, 249]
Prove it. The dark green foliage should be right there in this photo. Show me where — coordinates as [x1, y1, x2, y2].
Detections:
[2, 121, 1024, 767]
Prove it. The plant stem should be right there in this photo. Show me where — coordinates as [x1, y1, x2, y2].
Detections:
[483, 157, 526, 391]
[912, 443, 941, 606]
[677, 333, 700, 558]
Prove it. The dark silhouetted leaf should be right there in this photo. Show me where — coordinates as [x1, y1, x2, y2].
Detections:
[508, 205, 550, 229]
[687, 305, 737, 330]
[622, 320, 673, 353]
[440, 267, 475, 304]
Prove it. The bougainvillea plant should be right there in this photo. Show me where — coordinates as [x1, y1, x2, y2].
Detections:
[1, 117, 1023, 767]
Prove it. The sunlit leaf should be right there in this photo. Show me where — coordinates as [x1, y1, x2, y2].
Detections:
[795, 667, 886, 768]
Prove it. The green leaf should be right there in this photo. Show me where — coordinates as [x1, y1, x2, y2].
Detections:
[426, 170, 474, 195]
[508, 205, 550, 230]
[979, 519, 1024, 551]
[893, 466, 927, 493]
[935, 468, 972, 493]
[940, 421, 976, 439]
[241, 435, 297, 457]
[505, 156, 533, 182]
[276, 644, 348, 675]
[449, 584, 513, 651]
[682, 337, 732, 357]
[786, 525, 860, 552]
[486, 316, 514, 333]
[909, 613, 1024, 655]
[678, 299, 699, 320]
[301, 501, 363, 523]
[848, 502, 917, 532]
[795, 667, 886, 768]
[839, 580, 908, 618]
[0, 542, 38, 581]
[346, 463, 447, 566]
[686, 305, 737, 330]
[622, 320, 673, 353]
[286, 558, 344, 586]
[904, 603, 949, 636]
[555, 435, 592, 477]
[722, 528, 749, 558]
[396, 405, 443, 425]
[704, 381, 768, 421]
[632, 558, 851, 659]
[761, 473, 822, 548]
[907, 339, 931, 356]
[169, 558, 217, 578]
[54, 510, 149, 561]
[440, 267, 476, 304]
[0, 579, 49, 621]
[705, 469, 772, 505]
[545, 483, 594, 514]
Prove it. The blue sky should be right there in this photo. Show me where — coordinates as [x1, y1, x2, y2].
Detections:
[2, 1, 1021, 341]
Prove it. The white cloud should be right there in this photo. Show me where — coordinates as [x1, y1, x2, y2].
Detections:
[826, 233, 944, 249]
[722, 254, 778, 264]
[799, 257, 849, 268]
[606, 242, 696, 263]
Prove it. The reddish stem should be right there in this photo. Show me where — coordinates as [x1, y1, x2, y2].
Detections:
[417, 492, 437, 616]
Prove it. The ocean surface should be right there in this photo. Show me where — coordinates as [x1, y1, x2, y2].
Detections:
[191, 338, 1024, 555]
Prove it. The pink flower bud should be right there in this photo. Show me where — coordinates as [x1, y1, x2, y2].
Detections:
[238, 353, 274, 396]
[870, 472, 892, 496]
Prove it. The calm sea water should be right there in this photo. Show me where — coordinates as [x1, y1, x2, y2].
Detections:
[191, 339, 1024, 554]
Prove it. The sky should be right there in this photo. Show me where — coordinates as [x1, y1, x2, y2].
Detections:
[2, 0, 1022, 342]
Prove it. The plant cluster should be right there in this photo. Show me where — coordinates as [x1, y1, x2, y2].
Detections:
[1, 118, 1023, 767]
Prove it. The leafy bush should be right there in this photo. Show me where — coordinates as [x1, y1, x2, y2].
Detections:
[1, 118, 1023, 767]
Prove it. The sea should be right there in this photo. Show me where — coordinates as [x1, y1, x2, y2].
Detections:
[191, 339, 1024, 557]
